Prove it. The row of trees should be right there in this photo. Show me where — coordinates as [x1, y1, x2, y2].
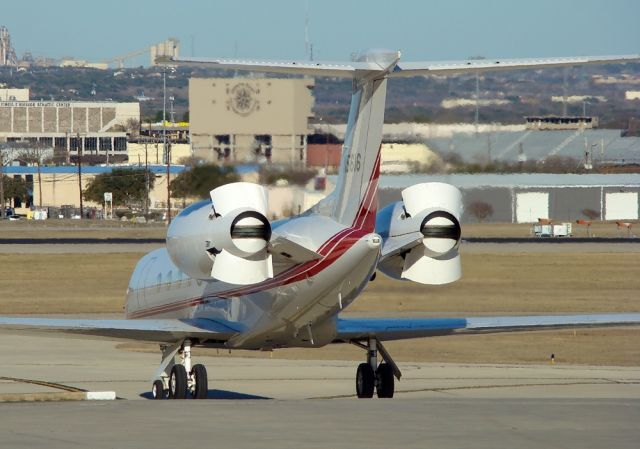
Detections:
[83, 165, 239, 209]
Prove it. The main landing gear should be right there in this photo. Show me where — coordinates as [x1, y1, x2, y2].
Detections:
[353, 338, 401, 399]
[151, 339, 208, 400]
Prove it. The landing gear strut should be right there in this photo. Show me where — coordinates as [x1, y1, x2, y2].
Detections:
[353, 338, 401, 399]
[152, 339, 208, 400]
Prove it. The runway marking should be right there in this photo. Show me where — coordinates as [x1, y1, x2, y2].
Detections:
[0, 376, 86, 393]
[311, 379, 640, 399]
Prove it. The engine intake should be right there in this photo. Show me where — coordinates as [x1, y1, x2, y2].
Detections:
[167, 182, 274, 285]
[377, 182, 463, 285]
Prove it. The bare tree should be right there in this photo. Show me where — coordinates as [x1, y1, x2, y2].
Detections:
[581, 208, 600, 220]
[468, 201, 494, 222]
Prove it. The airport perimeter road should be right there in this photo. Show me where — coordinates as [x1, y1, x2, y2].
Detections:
[0, 334, 639, 448]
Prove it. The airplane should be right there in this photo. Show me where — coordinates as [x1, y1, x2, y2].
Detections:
[2, 50, 640, 400]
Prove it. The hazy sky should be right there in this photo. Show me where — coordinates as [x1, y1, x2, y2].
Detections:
[3, 0, 639, 64]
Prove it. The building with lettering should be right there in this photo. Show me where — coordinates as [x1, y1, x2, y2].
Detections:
[0, 99, 140, 162]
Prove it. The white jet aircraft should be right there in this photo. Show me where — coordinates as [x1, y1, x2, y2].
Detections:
[2, 50, 640, 400]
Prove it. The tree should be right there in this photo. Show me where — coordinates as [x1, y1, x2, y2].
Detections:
[170, 165, 239, 200]
[83, 168, 154, 207]
[1, 175, 28, 208]
[468, 201, 494, 222]
[581, 208, 600, 220]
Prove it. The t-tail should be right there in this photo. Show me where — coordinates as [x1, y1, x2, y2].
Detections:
[165, 50, 640, 234]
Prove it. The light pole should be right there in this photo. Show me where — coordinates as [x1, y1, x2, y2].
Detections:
[163, 66, 171, 223]
[0, 148, 5, 219]
[76, 133, 84, 218]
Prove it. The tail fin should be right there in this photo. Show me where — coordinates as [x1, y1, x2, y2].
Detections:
[167, 50, 640, 231]
[317, 51, 401, 231]
[326, 75, 386, 231]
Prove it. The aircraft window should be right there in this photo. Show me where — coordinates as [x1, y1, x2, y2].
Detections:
[156, 273, 162, 292]
[167, 270, 173, 289]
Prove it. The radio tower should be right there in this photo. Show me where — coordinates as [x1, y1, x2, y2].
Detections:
[0, 26, 17, 67]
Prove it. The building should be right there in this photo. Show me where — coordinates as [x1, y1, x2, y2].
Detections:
[0, 100, 140, 162]
[375, 173, 640, 223]
[189, 77, 314, 165]
[0, 88, 29, 101]
[525, 116, 598, 130]
[3, 165, 186, 215]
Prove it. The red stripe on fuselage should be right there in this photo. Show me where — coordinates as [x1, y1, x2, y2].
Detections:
[129, 227, 368, 319]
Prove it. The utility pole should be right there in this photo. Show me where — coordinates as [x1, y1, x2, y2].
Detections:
[76, 133, 83, 218]
[144, 140, 149, 217]
[475, 71, 480, 134]
[163, 67, 171, 223]
[0, 149, 5, 219]
[36, 151, 42, 209]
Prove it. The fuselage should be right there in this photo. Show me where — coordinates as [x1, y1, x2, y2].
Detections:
[126, 214, 381, 350]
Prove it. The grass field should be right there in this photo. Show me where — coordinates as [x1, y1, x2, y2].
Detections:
[0, 220, 635, 239]
[1, 247, 638, 366]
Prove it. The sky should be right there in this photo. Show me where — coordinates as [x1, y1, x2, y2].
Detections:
[3, 0, 639, 64]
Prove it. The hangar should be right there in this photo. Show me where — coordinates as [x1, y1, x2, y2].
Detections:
[376, 173, 640, 223]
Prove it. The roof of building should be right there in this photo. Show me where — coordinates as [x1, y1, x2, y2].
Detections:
[3, 163, 259, 175]
[3, 164, 187, 175]
[426, 129, 640, 163]
[369, 173, 640, 189]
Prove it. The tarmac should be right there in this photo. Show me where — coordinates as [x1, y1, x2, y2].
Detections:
[0, 333, 638, 448]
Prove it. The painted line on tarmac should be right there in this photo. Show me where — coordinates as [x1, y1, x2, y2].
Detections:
[0, 376, 118, 402]
[0, 238, 164, 244]
[311, 379, 640, 399]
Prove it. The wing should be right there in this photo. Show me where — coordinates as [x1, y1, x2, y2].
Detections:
[335, 313, 640, 342]
[0, 317, 240, 343]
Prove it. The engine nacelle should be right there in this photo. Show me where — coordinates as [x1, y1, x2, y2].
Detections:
[166, 182, 273, 285]
[377, 182, 463, 285]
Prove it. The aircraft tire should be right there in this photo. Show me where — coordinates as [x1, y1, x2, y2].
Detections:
[169, 365, 188, 399]
[152, 379, 165, 400]
[191, 364, 208, 399]
[356, 363, 375, 398]
[376, 363, 394, 398]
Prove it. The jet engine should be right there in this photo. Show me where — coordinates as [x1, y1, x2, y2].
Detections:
[377, 182, 463, 285]
[166, 182, 273, 285]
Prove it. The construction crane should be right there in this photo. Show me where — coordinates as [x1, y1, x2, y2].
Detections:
[101, 39, 179, 68]
[101, 48, 150, 69]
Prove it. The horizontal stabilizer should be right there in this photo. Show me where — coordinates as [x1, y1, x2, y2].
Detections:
[390, 54, 640, 77]
[159, 53, 640, 79]
[158, 56, 384, 77]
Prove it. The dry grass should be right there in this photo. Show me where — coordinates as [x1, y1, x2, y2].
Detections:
[0, 253, 143, 314]
[0, 220, 166, 239]
[0, 238, 638, 365]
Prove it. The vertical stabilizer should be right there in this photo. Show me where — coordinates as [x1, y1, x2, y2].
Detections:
[316, 50, 399, 231]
